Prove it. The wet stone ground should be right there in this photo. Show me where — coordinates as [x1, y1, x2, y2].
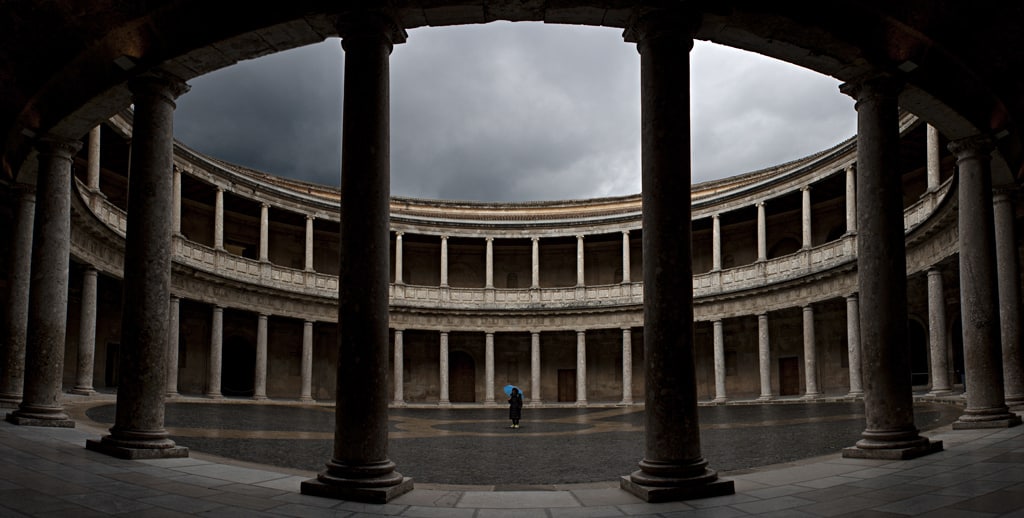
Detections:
[85, 401, 960, 486]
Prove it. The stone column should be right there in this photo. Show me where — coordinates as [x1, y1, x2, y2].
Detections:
[756, 202, 767, 261]
[166, 296, 180, 397]
[712, 320, 727, 403]
[994, 189, 1024, 408]
[576, 235, 585, 286]
[757, 314, 772, 400]
[0, 184, 35, 408]
[531, 237, 540, 288]
[621, 327, 633, 404]
[846, 165, 857, 234]
[840, 76, 942, 458]
[847, 294, 864, 397]
[926, 270, 951, 396]
[621, 9, 733, 501]
[530, 331, 541, 404]
[172, 166, 182, 235]
[576, 330, 587, 406]
[711, 215, 722, 270]
[485, 238, 494, 289]
[214, 188, 224, 250]
[85, 73, 190, 458]
[927, 125, 941, 192]
[393, 329, 404, 405]
[621, 231, 631, 283]
[439, 331, 450, 406]
[439, 235, 449, 287]
[300, 320, 314, 402]
[484, 332, 495, 404]
[207, 305, 224, 398]
[951, 136, 1021, 428]
[305, 216, 315, 271]
[394, 232, 403, 283]
[6, 138, 81, 428]
[87, 126, 101, 192]
[301, 12, 412, 503]
[802, 305, 820, 399]
[253, 314, 268, 400]
[71, 267, 98, 395]
[801, 186, 812, 248]
[259, 203, 269, 262]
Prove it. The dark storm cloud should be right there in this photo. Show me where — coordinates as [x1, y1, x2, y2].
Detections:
[174, 23, 855, 202]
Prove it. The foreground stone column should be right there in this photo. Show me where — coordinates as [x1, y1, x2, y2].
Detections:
[439, 331, 450, 406]
[253, 314, 268, 400]
[756, 202, 767, 261]
[993, 188, 1024, 408]
[576, 330, 587, 406]
[206, 306, 224, 398]
[712, 320, 727, 403]
[951, 136, 1021, 428]
[802, 305, 820, 399]
[71, 267, 98, 395]
[846, 294, 864, 397]
[393, 329, 404, 405]
[484, 332, 495, 404]
[841, 76, 942, 458]
[300, 320, 314, 402]
[7, 138, 81, 428]
[531, 237, 540, 288]
[530, 331, 541, 404]
[0, 184, 35, 408]
[86, 73, 190, 458]
[757, 313, 773, 400]
[301, 12, 412, 503]
[621, 327, 633, 404]
[926, 269, 952, 396]
[166, 296, 180, 397]
[621, 9, 733, 501]
[622, 231, 631, 283]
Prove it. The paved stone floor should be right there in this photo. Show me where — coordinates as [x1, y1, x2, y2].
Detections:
[0, 396, 1021, 516]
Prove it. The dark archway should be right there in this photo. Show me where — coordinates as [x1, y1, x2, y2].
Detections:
[450, 350, 476, 403]
[222, 335, 255, 397]
[908, 319, 929, 386]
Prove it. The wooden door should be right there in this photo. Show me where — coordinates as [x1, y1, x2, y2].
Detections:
[779, 357, 800, 396]
[450, 351, 476, 403]
[558, 369, 577, 402]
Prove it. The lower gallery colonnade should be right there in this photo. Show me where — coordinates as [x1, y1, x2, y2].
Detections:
[2, 3, 1024, 506]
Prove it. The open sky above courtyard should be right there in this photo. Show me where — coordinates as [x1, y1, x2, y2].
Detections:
[174, 22, 856, 202]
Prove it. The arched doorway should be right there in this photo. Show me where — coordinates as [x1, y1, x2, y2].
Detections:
[908, 319, 929, 386]
[222, 336, 255, 397]
[450, 350, 476, 403]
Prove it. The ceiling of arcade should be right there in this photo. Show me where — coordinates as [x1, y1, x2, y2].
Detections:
[2, 1, 1023, 185]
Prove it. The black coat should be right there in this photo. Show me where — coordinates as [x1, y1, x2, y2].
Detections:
[508, 392, 523, 420]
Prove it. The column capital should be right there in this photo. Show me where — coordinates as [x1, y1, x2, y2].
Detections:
[845, 292, 859, 301]
[576, 234, 585, 240]
[35, 136, 82, 160]
[337, 11, 407, 48]
[623, 6, 699, 48]
[393, 327, 405, 333]
[260, 202, 269, 209]
[948, 135, 994, 160]
[845, 163, 857, 174]
[839, 74, 904, 108]
[306, 214, 315, 221]
[485, 236, 493, 243]
[927, 267, 943, 278]
[440, 234, 449, 241]
[531, 236, 539, 242]
[127, 71, 190, 106]
[756, 201, 765, 208]
[622, 229, 630, 236]
[621, 326, 632, 332]
[801, 185, 812, 193]
[993, 185, 1018, 200]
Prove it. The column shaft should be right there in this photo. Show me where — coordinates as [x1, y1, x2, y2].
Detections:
[622, 11, 732, 500]
[846, 166, 857, 233]
[0, 185, 35, 406]
[87, 126, 101, 191]
[86, 74, 190, 457]
[802, 306, 820, 398]
[166, 296, 180, 397]
[841, 77, 941, 457]
[801, 186, 812, 248]
[847, 294, 864, 397]
[712, 320, 727, 402]
[757, 314, 772, 399]
[576, 235, 585, 286]
[253, 314, 268, 400]
[393, 330, 404, 404]
[394, 232, 403, 283]
[756, 203, 767, 261]
[576, 330, 587, 405]
[622, 327, 633, 404]
[172, 167, 182, 234]
[7, 138, 81, 427]
[300, 321, 313, 402]
[214, 188, 224, 250]
[71, 268, 98, 395]
[530, 331, 541, 404]
[259, 203, 269, 262]
[952, 136, 1021, 427]
[994, 190, 1024, 407]
[712, 215, 721, 270]
[531, 237, 540, 288]
[305, 216, 315, 271]
[622, 231, 631, 283]
[207, 306, 223, 398]
[485, 332, 495, 404]
[439, 331, 450, 405]
[485, 238, 494, 288]
[926, 125, 941, 191]
[440, 236, 449, 287]
[926, 270, 951, 395]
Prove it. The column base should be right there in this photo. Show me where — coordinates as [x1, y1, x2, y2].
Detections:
[86, 436, 189, 460]
[69, 387, 96, 396]
[843, 440, 942, 460]
[710, 397, 728, 405]
[6, 412, 75, 428]
[575, 400, 588, 408]
[252, 395, 267, 401]
[927, 389, 953, 397]
[0, 397, 22, 409]
[801, 392, 821, 400]
[846, 391, 864, 399]
[620, 475, 734, 503]
[298, 397, 315, 403]
[205, 393, 223, 400]
[953, 415, 1022, 429]
[301, 476, 413, 504]
[757, 394, 774, 401]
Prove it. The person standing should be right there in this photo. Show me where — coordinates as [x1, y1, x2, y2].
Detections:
[508, 387, 523, 429]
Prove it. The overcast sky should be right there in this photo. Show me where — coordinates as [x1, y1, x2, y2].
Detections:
[174, 22, 855, 202]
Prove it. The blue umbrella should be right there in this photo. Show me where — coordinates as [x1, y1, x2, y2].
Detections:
[503, 384, 522, 397]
